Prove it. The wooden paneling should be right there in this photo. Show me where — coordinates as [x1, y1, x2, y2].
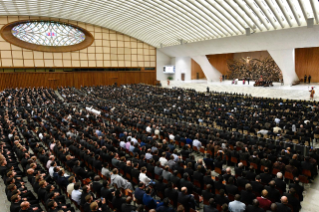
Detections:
[0, 16, 156, 68]
[206, 53, 234, 77]
[295, 47, 319, 82]
[0, 71, 156, 90]
[191, 59, 206, 80]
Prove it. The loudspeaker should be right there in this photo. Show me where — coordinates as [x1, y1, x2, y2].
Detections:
[245, 28, 250, 36]
[307, 18, 314, 28]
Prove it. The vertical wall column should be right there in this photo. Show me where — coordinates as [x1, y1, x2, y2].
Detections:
[156, 49, 172, 81]
[174, 57, 191, 81]
[192, 55, 221, 82]
[268, 49, 298, 86]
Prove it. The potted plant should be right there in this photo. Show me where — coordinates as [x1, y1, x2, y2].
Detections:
[167, 76, 173, 85]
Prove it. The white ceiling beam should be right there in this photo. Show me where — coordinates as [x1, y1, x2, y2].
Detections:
[297, 0, 308, 22]
[188, 0, 230, 37]
[264, 0, 284, 28]
[245, 0, 270, 30]
[223, 0, 254, 30]
[164, 0, 217, 38]
[274, 0, 293, 27]
[287, 0, 301, 26]
[310, 0, 319, 24]
[254, 0, 277, 30]
[203, 0, 241, 35]
[214, 0, 246, 32]
[234, 0, 263, 31]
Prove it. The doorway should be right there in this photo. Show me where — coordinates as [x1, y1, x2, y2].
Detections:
[181, 73, 185, 81]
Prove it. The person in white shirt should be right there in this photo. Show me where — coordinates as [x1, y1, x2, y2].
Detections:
[71, 182, 82, 205]
[139, 167, 152, 185]
[119, 140, 126, 149]
[131, 136, 138, 144]
[192, 139, 202, 149]
[169, 133, 175, 141]
[46, 155, 55, 169]
[146, 125, 152, 133]
[154, 127, 160, 136]
[49, 161, 57, 178]
[159, 153, 168, 166]
[274, 117, 280, 125]
[101, 163, 111, 179]
[145, 149, 153, 160]
[67, 176, 76, 196]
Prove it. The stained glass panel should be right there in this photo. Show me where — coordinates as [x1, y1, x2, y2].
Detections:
[11, 21, 86, 46]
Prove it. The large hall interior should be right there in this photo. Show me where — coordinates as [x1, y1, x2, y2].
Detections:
[0, 1, 319, 212]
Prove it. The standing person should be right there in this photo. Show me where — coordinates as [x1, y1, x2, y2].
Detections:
[304, 75, 307, 83]
[308, 75, 311, 84]
[247, 77, 250, 85]
[310, 87, 315, 101]
[220, 75, 223, 82]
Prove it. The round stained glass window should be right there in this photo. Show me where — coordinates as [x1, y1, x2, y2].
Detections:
[11, 21, 86, 46]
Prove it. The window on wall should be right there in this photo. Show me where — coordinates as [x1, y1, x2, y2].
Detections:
[12, 21, 86, 46]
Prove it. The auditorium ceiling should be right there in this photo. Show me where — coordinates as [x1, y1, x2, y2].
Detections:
[0, 0, 317, 48]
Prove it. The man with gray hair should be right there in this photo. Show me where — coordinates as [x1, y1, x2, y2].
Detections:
[274, 172, 286, 193]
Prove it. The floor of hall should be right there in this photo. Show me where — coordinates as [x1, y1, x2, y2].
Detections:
[162, 79, 318, 212]
[162, 80, 319, 101]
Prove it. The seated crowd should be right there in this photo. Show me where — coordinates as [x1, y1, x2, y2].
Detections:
[0, 84, 317, 212]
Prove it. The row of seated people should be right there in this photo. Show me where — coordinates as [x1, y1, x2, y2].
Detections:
[0, 85, 316, 212]
[76, 84, 319, 144]
[27, 102, 312, 210]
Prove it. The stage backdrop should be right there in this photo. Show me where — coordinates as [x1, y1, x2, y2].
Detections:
[206, 51, 282, 81]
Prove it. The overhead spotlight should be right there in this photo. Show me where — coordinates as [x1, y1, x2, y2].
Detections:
[307, 18, 314, 28]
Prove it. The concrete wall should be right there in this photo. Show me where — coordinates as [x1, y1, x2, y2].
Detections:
[159, 25, 319, 85]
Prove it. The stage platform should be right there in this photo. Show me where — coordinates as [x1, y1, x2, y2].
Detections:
[162, 80, 319, 101]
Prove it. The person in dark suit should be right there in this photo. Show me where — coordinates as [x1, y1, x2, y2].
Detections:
[156, 198, 175, 212]
[304, 75, 307, 83]
[202, 184, 215, 202]
[275, 196, 291, 212]
[289, 177, 304, 202]
[164, 182, 178, 208]
[178, 187, 196, 212]
[203, 170, 215, 191]
[203, 198, 219, 212]
[214, 175, 225, 192]
[112, 190, 126, 212]
[308, 75, 311, 83]
[225, 177, 238, 196]
[170, 170, 181, 188]
[92, 175, 102, 197]
[250, 175, 264, 195]
[193, 166, 204, 188]
[245, 199, 265, 212]
[237, 172, 249, 188]
[273, 172, 286, 193]
[283, 188, 301, 212]
[260, 167, 272, 184]
[214, 189, 229, 206]
[265, 181, 281, 203]
[121, 196, 137, 212]
[240, 183, 256, 205]
[180, 173, 196, 194]
[234, 163, 244, 177]
[100, 180, 113, 201]
[245, 166, 256, 181]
